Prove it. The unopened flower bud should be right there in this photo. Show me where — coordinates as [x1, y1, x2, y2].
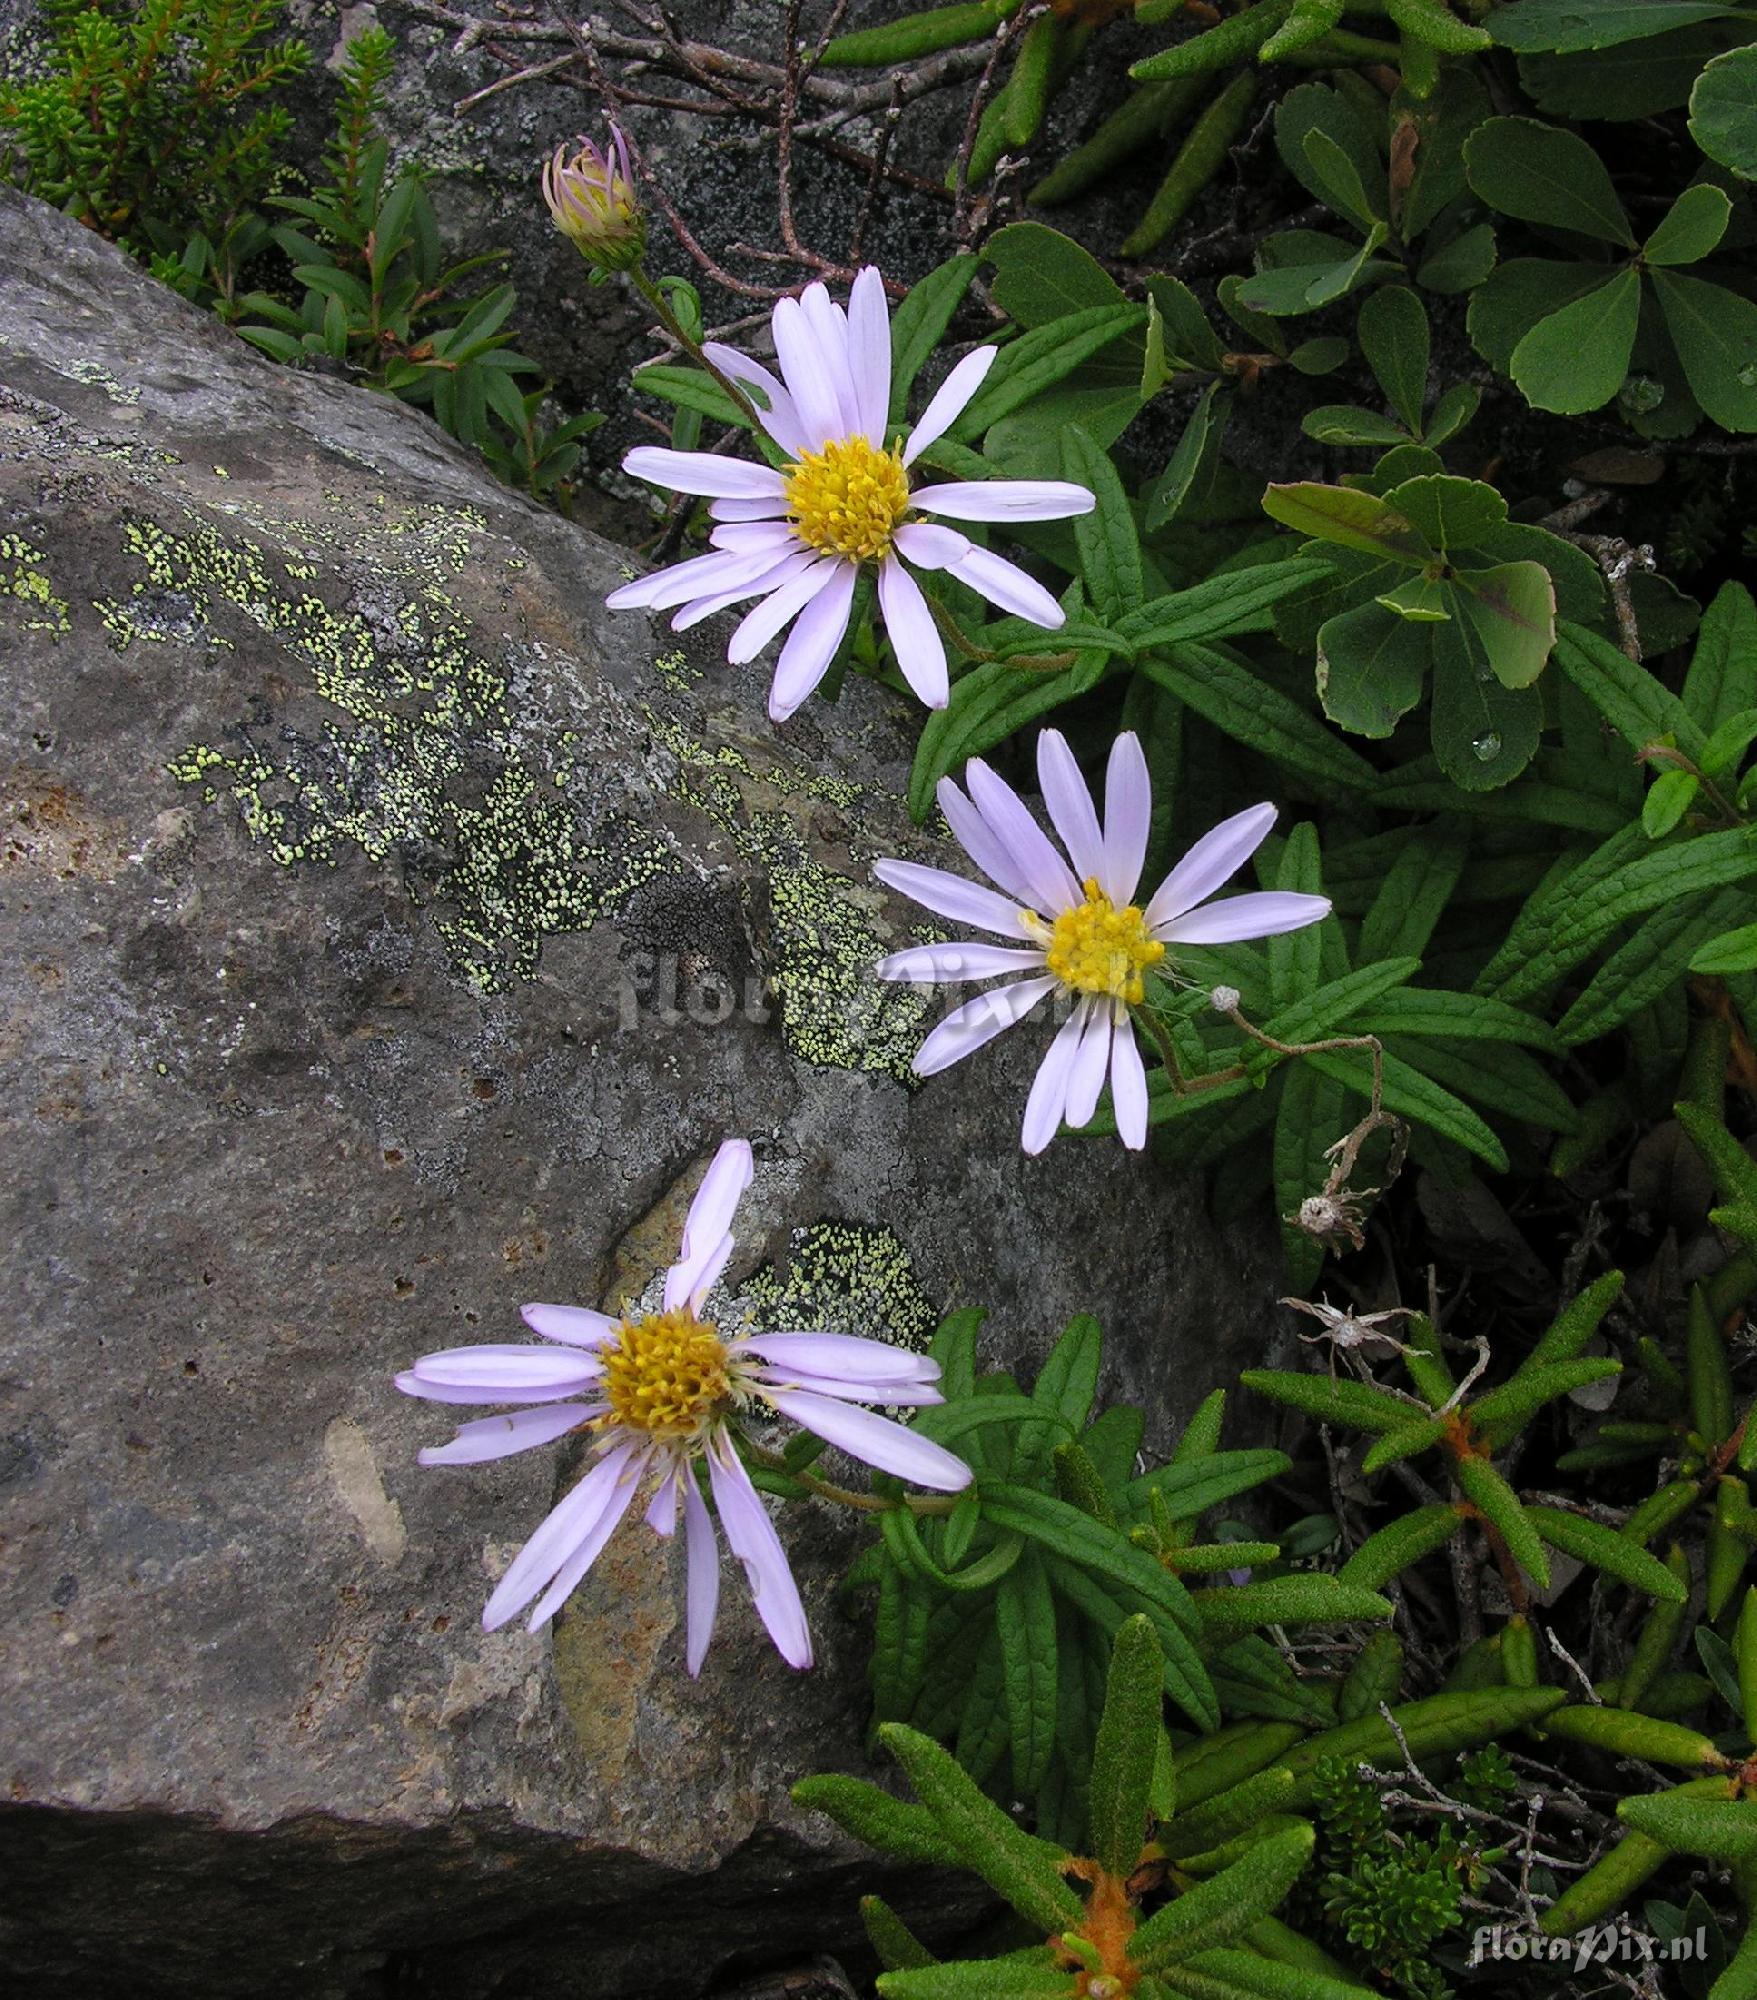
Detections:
[542, 125, 645, 272]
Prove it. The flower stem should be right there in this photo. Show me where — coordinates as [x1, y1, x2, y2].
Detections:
[628, 268, 767, 431]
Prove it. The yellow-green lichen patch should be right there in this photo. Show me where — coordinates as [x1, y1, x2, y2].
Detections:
[143, 506, 670, 991]
[0, 534, 70, 635]
[62, 359, 140, 406]
[743, 1221, 936, 1357]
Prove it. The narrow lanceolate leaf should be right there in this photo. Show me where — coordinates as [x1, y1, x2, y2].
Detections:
[1170, 1721, 1306, 1813]
[1543, 1705, 1724, 1770]
[877, 1955, 1074, 2000]
[1303, 1045, 1510, 1172]
[1127, 1823, 1316, 1971]
[1127, 1450, 1294, 1523]
[1340, 1630, 1404, 1722]
[1241, 1370, 1421, 1436]
[1453, 1455, 1551, 1587]
[1738, 1589, 1757, 1746]
[1516, 1271, 1626, 1377]
[954, 304, 1147, 437]
[1045, 1558, 1218, 1733]
[1677, 1101, 1757, 1215]
[1471, 1357, 1623, 1446]
[1190, 1576, 1394, 1637]
[1090, 1614, 1167, 1878]
[1553, 620, 1708, 760]
[1617, 1547, 1691, 1712]
[879, 1723, 1086, 1932]
[1130, 0, 1295, 79]
[1055, 1440, 1121, 1526]
[862, 1894, 937, 1973]
[1362, 1415, 1449, 1476]
[1538, 1827, 1683, 1937]
[1688, 1283, 1735, 1446]
[1161, 1948, 1383, 2000]
[1122, 560, 1333, 651]
[1062, 426, 1144, 624]
[1618, 1786, 1757, 1861]
[792, 1774, 966, 1865]
[1159, 1766, 1302, 1862]
[997, 1549, 1060, 1794]
[1525, 1507, 1689, 1601]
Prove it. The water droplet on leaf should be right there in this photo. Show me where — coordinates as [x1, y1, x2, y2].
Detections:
[1738, 362, 1757, 389]
[1471, 731, 1502, 762]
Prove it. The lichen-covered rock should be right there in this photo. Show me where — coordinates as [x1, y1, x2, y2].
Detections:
[0, 189, 1279, 1998]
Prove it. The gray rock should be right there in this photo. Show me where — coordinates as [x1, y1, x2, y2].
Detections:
[0, 188, 1279, 1998]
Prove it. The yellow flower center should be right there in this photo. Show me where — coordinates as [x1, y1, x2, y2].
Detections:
[1036, 879, 1164, 1003]
[600, 1309, 731, 1438]
[785, 436, 910, 562]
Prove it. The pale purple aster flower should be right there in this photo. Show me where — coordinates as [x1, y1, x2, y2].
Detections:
[542, 124, 644, 271]
[872, 730, 1332, 1156]
[606, 266, 1096, 722]
[396, 1139, 971, 1671]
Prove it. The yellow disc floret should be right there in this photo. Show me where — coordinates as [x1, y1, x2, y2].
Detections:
[601, 1309, 731, 1438]
[1041, 879, 1165, 1004]
[785, 436, 910, 562]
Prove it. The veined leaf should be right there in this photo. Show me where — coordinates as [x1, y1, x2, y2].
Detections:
[1464, 115, 1634, 244]
[1525, 1508, 1689, 1601]
[1453, 1455, 1550, 1586]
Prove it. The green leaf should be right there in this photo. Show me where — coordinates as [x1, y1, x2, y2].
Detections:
[1361, 1415, 1450, 1475]
[1354, 987, 1558, 1049]
[878, 1957, 1075, 2000]
[1131, 0, 1296, 79]
[890, 256, 981, 423]
[1359, 830, 1468, 962]
[1645, 182, 1734, 266]
[1241, 1370, 1420, 1436]
[1338, 1503, 1464, 1589]
[1090, 1615, 1167, 1877]
[880, 1723, 1086, 1929]
[1555, 887, 1750, 1044]
[1509, 267, 1640, 415]
[1148, 383, 1231, 528]
[1468, 258, 1621, 374]
[1304, 1044, 1511, 1170]
[1423, 381, 1481, 447]
[984, 222, 1126, 328]
[1262, 482, 1430, 560]
[1463, 116, 1634, 244]
[1417, 222, 1498, 295]
[1122, 559, 1332, 649]
[633, 364, 751, 429]
[1016, 1316, 1104, 1479]
[907, 652, 1111, 820]
[1555, 618, 1708, 759]
[1303, 126, 1382, 232]
[1126, 1451, 1293, 1523]
[1138, 644, 1378, 800]
[1524, 1508, 1690, 1601]
[823, 0, 1025, 65]
[1689, 1283, 1736, 1446]
[1381, 472, 1509, 552]
[1190, 1575, 1394, 1636]
[1387, 0, 1491, 51]
[1644, 768, 1703, 838]
[1453, 1455, 1550, 1587]
[792, 1773, 965, 1864]
[997, 1549, 1059, 1793]
[1454, 561, 1558, 689]
[1651, 268, 1757, 433]
[1275, 82, 1385, 230]
[1128, 1823, 1315, 1971]
[1488, 1, 1744, 53]
[1062, 428, 1143, 622]
[1693, 924, 1757, 975]
[1315, 600, 1429, 738]
[1358, 287, 1430, 435]
[1618, 1788, 1757, 1861]
[861, 1894, 936, 1973]
[1301, 405, 1410, 448]
[1691, 45, 1757, 179]
[954, 304, 1146, 438]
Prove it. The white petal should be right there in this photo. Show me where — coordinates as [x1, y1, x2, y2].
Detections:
[1159, 891, 1333, 947]
[417, 1403, 593, 1466]
[951, 546, 1066, 628]
[770, 561, 857, 722]
[406, 1344, 599, 1394]
[911, 974, 1058, 1078]
[1099, 732, 1151, 908]
[893, 521, 971, 571]
[710, 521, 801, 555]
[846, 265, 892, 444]
[965, 757, 1082, 914]
[752, 1369, 946, 1407]
[520, 1303, 618, 1348]
[671, 552, 818, 632]
[1064, 999, 1114, 1130]
[1142, 804, 1279, 933]
[1021, 1003, 1087, 1155]
[873, 856, 1032, 938]
[623, 446, 786, 500]
[801, 281, 861, 437]
[609, 545, 793, 615]
[664, 1228, 735, 1316]
[902, 347, 997, 465]
[1037, 728, 1106, 885]
[707, 1434, 812, 1669]
[875, 941, 1047, 982]
[524, 1449, 651, 1631]
[701, 341, 808, 457]
[934, 776, 1039, 909]
[728, 557, 839, 665]
[771, 295, 844, 450]
[683, 1472, 721, 1676]
[763, 1388, 973, 1492]
[681, 1139, 754, 1264]
[1110, 1014, 1149, 1151]
[912, 479, 1097, 522]
[738, 1331, 941, 1382]
[878, 555, 947, 709]
[710, 495, 790, 523]
[646, 1464, 680, 1537]
[480, 1441, 640, 1632]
